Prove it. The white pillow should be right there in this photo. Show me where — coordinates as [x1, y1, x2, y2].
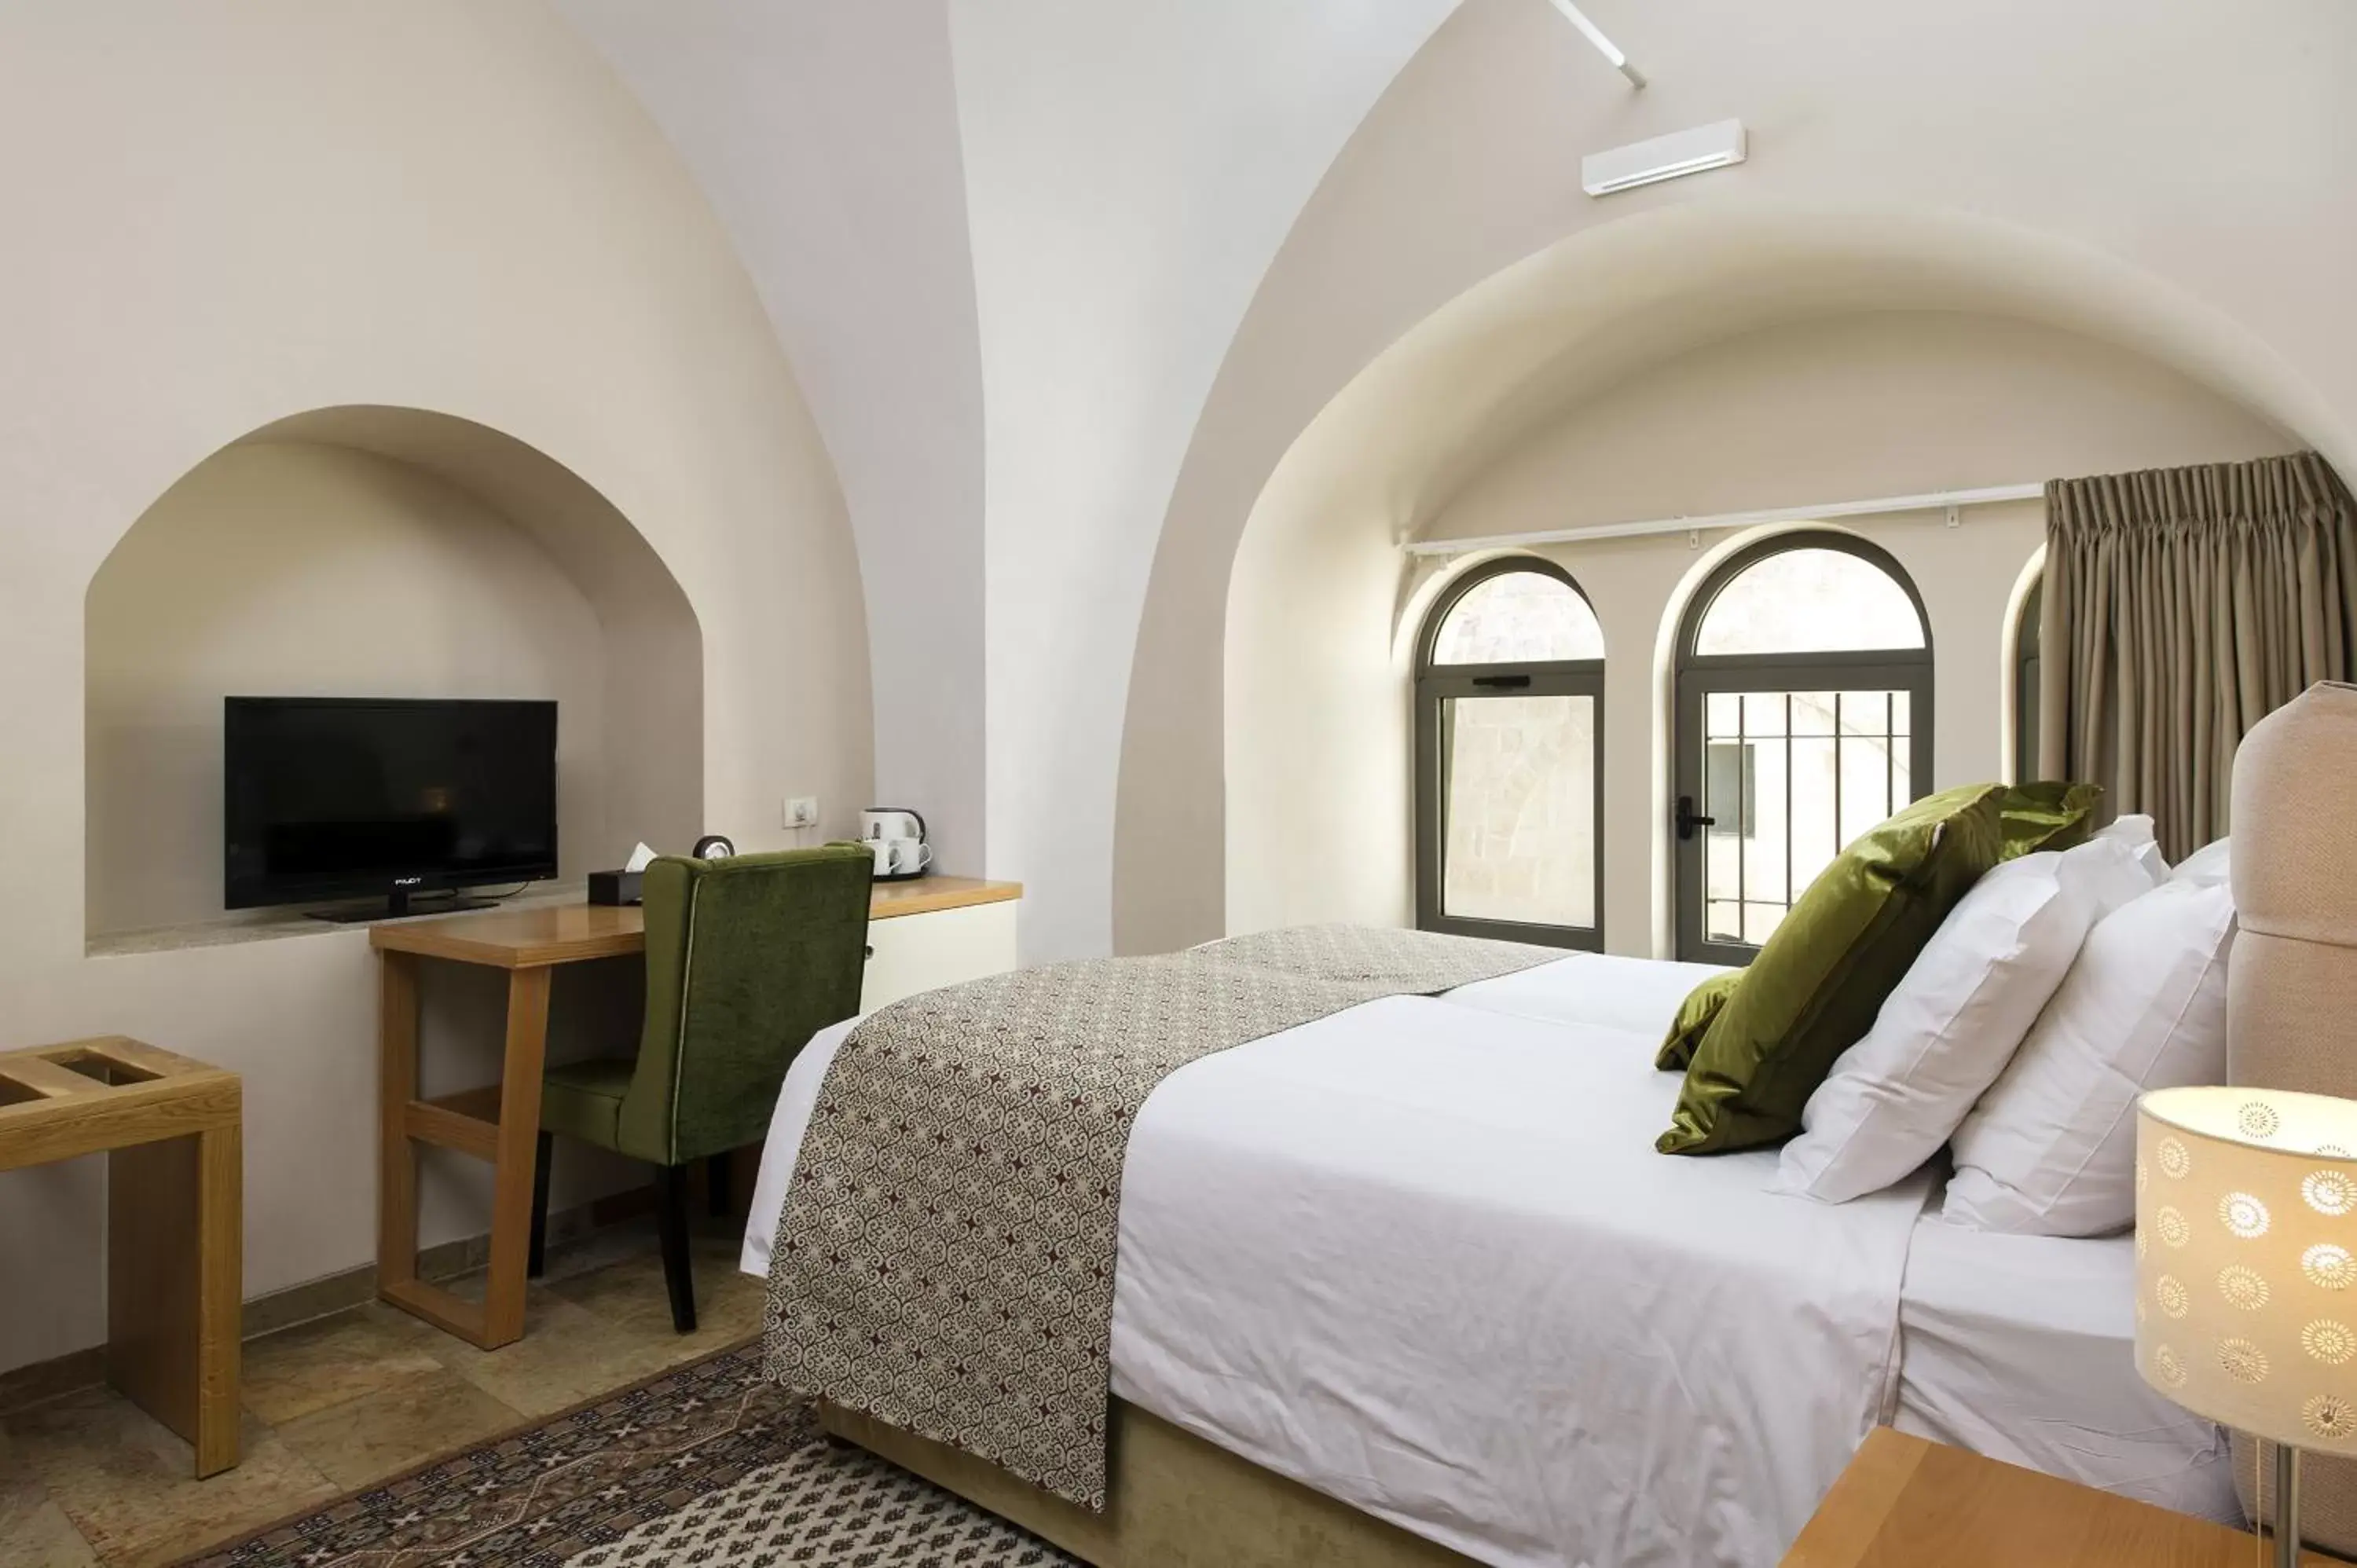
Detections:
[1779, 833, 2152, 1203]
[2091, 812, 2168, 885]
[2170, 834, 2230, 886]
[1942, 876, 2238, 1235]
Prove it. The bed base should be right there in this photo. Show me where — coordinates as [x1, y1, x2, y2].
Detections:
[819, 1398, 1479, 1568]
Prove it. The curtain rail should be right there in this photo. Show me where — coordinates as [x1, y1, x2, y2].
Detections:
[1402, 483, 2046, 558]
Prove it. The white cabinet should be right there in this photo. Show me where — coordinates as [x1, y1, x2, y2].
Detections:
[860, 897, 1019, 1011]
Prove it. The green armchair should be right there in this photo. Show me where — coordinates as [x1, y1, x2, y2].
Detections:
[530, 842, 874, 1331]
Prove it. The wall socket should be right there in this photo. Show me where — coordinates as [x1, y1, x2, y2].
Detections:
[783, 796, 819, 830]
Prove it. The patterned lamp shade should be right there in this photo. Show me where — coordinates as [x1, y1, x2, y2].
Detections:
[2137, 1086, 2357, 1451]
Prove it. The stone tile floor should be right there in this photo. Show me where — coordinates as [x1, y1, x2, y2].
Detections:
[0, 1218, 764, 1568]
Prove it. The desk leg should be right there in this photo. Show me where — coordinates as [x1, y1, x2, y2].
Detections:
[191, 1120, 242, 1476]
[377, 951, 420, 1296]
[480, 966, 552, 1348]
[109, 1116, 243, 1478]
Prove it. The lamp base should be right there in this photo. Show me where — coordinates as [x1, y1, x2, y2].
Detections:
[2266, 1440, 2301, 1568]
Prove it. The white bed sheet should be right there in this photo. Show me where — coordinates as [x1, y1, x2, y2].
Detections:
[746, 957, 1930, 1567]
[1892, 1214, 2236, 1522]
[1438, 952, 1735, 1037]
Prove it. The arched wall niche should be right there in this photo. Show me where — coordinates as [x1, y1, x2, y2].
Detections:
[1203, 204, 2325, 957]
[85, 405, 702, 939]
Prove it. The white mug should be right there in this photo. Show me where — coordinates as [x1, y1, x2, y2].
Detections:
[869, 841, 893, 875]
[887, 837, 932, 875]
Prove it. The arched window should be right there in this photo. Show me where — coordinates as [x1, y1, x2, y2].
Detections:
[1672, 534, 1933, 963]
[1414, 559, 1605, 950]
[2013, 578, 2043, 782]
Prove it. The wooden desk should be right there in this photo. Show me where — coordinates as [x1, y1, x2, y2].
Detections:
[370, 877, 1021, 1349]
[0, 1038, 241, 1477]
[1784, 1427, 2330, 1566]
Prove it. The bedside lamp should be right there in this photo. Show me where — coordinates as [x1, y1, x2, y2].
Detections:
[2138, 1085, 2357, 1566]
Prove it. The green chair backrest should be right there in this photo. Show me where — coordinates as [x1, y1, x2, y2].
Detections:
[618, 842, 874, 1167]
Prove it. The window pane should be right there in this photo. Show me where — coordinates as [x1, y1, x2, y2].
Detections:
[1433, 570, 1604, 664]
[1697, 686, 1915, 951]
[1837, 689, 1901, 847]
[1441, 693, 1596, 929]
[1693, 548, 1925, 655]
[1704, 742, 1754, 837]
[1703, 735, 1750, 935]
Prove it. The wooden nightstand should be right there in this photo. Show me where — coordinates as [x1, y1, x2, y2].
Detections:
[1784, 1427, 2337, 1566]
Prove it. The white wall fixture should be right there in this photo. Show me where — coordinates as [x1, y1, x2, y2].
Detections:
[1582, 119, 1747, 196]
[1542, 0, 1645, 87]
[1404, 482, 2045, 556]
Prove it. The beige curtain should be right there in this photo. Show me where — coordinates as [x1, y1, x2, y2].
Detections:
[2038, 452, 2357, 861]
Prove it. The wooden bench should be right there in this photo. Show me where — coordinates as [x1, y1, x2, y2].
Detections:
[0, 1037, 241, 1477]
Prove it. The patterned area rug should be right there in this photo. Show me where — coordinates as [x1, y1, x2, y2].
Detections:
[180, 1344, 1075, 1568]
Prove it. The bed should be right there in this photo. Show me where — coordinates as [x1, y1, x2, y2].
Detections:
[742, 951, 2235, 1566]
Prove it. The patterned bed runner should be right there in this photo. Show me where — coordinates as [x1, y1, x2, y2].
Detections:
[761, 925, 1558, 1508]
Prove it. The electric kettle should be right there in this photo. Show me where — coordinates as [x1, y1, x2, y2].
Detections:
[859, 807, 931, 881]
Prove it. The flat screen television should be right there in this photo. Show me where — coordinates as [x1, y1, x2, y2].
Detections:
[224, 697, 558, 918]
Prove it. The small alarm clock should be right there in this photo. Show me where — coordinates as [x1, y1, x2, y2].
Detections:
[691, 834, 735, 860]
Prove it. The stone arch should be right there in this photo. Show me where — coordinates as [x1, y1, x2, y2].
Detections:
[1171, 203, 2333, 951]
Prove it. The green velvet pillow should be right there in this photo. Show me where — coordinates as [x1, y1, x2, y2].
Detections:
[1656, 972, 1740, 1072]
[1999, 780, 2103, 859]
[1658, 782, 2008, 1156]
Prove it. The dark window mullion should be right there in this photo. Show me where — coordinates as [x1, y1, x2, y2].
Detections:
[1886, 687, 1897, 817]
[1735, 688, 1747, 940]
[1783, 691, 1794, 927]
[1833, 691, 1845, 856]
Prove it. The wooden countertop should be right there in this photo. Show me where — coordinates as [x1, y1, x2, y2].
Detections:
[368, 877, 1021, 969]
[867, 876, 1023, 921]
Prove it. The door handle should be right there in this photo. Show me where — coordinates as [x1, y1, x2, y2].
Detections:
[1676, 795, 1717, 841]
[1471, 674, 1532, 690]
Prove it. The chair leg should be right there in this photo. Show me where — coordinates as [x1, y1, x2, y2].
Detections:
[707, 1149, 731, 1218]
[654, 1163, 698, 1334]
[528, 1132, 554, 1279]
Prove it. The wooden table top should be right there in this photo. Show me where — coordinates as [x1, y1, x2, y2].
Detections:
[1783, 1427, 2327, 1566]
[0, 1036, 241, 1174]
[368, 877, 1021, 969]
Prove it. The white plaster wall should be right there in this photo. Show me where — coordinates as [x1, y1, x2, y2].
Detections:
[559, 0, 990, 871]
[1426, 314, 2300, 544]
[0, 3, 870, 1372]
[1120, 0, 2357, 956]
[948, 0, 1461, 962]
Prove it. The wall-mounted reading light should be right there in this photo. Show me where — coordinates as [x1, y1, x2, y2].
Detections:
[1543, 0, 1645, 88]
[1581, 119, 1748, 196]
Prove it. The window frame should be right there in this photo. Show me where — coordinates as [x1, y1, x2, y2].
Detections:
[1413, 556, 1606, 952]
[2013, 577, 2043, 783]
[1671, 533, 1935, 965]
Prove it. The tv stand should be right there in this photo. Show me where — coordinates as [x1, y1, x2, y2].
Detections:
[306, 891, 498, 925]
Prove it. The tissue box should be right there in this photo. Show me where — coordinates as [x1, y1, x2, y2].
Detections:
[587, 869, 643, 907]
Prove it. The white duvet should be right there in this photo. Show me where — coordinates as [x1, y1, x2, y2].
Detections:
[746, 954, 1931, 1567]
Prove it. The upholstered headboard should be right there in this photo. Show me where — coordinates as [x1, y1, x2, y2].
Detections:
[2224, 680, 2357, 1542]
[2230, 680, 2357, 1094]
